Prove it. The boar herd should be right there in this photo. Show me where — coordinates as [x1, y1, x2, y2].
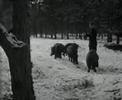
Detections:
[50, 43, 79, 64]
[50, 43, 99, 72]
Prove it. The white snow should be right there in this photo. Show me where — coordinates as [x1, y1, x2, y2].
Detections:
[0, 38, 122, 100]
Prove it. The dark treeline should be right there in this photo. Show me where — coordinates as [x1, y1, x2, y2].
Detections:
[30, 0, 122, 43]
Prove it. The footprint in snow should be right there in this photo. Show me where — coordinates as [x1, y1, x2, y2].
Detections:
[57, 67, 65, 70]
[48, 66, 53, 69]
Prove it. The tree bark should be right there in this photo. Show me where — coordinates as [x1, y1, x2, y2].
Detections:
[116, 35, 120, 44]
[107, 33, 112, 42]
[89, 26, 97, 51]
[51, 33, 53, 39]
[66, 32, 69, 39]
[54, 32, 57, 39]
[0, 0, 35, 100]
[61, 32, 63, 39]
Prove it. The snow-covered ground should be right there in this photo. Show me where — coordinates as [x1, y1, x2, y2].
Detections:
[0, 38, 122, 100]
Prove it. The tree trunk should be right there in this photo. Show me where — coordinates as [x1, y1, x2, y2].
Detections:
[40, 33, 43, 38]
[107, 34, 112, 42]
[116, 35, 120, 44]
[0, 0, 35, 100]
[51, 33, 53, 39]
[54, 32, 57, 39]
[89, 26, 97, 51]
[45, 33, 48, 38]
[75, 33, 78, 39]
[61, 32, 63, 39]
[79, 33, 82, 39]
[66, 32, 69, 39]
[84, 33, 87, 40]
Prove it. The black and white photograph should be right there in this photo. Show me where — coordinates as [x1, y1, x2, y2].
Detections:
[0, 0, 122, 100]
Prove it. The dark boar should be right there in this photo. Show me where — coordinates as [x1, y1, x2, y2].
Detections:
[50, 43, 65, 59]
[86, 50, 99, 72]
[65, 43, 79, 64]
